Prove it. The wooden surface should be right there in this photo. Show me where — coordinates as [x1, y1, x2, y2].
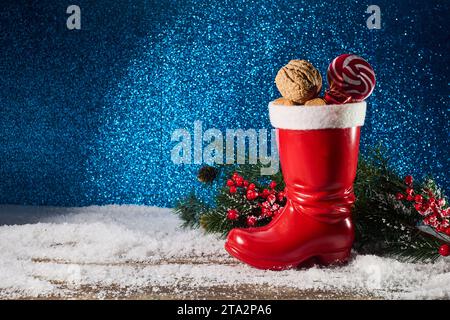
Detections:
[14, 256, 377, 300]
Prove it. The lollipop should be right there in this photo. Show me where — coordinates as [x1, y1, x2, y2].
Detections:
[324, 54, 376, 104]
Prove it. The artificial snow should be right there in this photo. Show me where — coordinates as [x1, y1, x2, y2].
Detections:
[0, 205, 448, 299]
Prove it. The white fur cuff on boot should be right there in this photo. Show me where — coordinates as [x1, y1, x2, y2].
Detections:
[268, 101, 366, 130]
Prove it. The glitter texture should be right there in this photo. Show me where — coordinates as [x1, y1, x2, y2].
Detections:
[0, 1, 448, 206]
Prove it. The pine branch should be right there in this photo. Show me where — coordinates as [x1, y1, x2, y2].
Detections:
[173, 192, 209, 229]
[200, 209, 232, 237]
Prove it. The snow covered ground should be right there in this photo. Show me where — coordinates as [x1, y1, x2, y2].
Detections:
[0, 205, 448, 299]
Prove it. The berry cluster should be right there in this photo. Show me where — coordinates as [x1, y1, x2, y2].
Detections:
[396, 175, 450, 256]
[226, 172, 286, 227]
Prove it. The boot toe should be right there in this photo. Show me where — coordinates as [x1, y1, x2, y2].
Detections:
[226, 228, 249, 249]
[225, 228, 278, 269]
[225, 228, 258, 260]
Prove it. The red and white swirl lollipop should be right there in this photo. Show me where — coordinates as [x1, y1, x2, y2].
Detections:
[324, 54, 376, 104]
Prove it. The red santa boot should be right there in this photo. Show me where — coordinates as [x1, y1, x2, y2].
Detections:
[225, 101, 367, 270]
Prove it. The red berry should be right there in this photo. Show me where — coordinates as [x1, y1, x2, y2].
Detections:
[442, 208, 450, 217]
[226, 209, 239, 220]
[406, 188, 414, 196]
[269, 181, 277, 189]
[277, 191, 286, 201]
[438, 244, 450, 257]
[235, 177, 244, 187]
[267, 194, 276, 204]
[429, 214, 438, 222]
[445, 228, 450, 236]
[229, 186, 237, 194]
[406, 195, 414, 201]
[414, 194, 423, 203]
[414, 203, 423, 212]
[261, 207, 270, 217]
[247, 183, 256, 191]
[246, 190, 256, 200]
[396, 193, 405, 200]
[437, 198, 446, 207]
[404, 175, 413, 186]
[262, 207, 273, 217]
[246, 216, 257, 227]
[226, 179, 234, 187]
[262, 201, 271, 209]
[261, 189, 270, 198]
[272, 203, 280, 211]
[422, 202, 430, 212]
[232, 172, 239, 181]
[419, 206, 429, 215]
[243, 180, 249, 187]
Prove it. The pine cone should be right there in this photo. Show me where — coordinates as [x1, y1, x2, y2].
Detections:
[197, 166, 218, 184]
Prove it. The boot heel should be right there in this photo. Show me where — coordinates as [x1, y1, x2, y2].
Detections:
[316, 249, 351, 266]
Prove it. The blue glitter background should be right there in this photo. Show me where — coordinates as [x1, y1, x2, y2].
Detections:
[0, 1, 448, 207]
